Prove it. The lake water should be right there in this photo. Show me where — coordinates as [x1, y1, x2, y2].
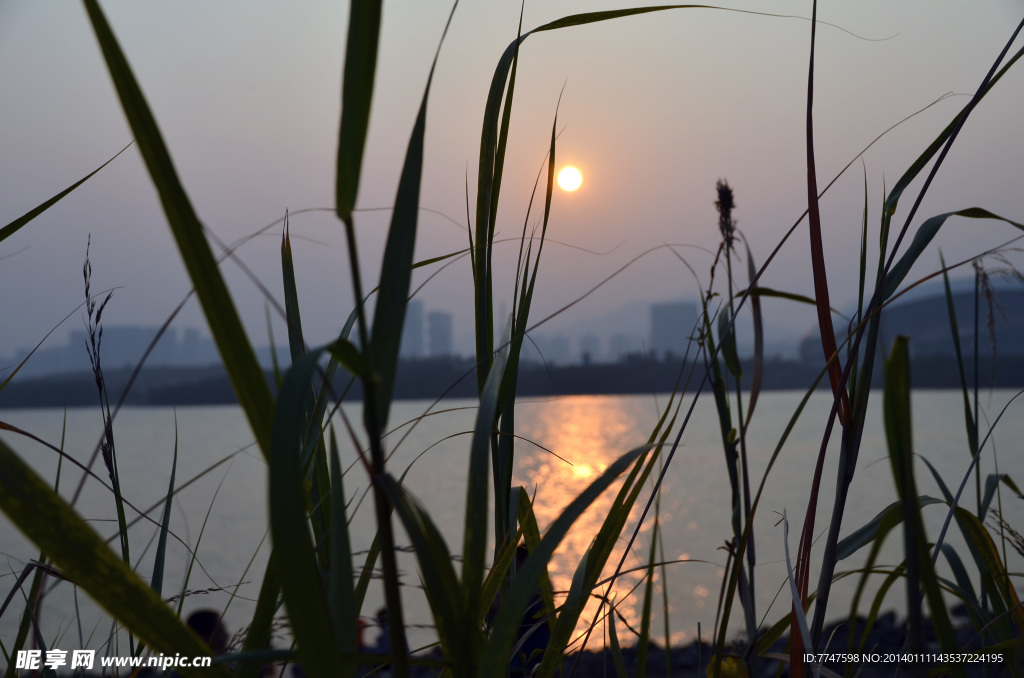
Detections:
[2, 389, 1022, 655]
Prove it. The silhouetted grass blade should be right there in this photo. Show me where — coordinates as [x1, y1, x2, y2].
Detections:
[463, 349, 507, 636]
[0, 438, 230, 677]
[883, 338, 960, 670]
[270, 349, 345, 677]
[336, 1, 382, 222]
[483, 446, 647, 676]
[150, 422, 177, 598]
[376, 474, 465, 670]
[879, 209, 1024, 301]
[329, 430, 359, 676]
[82, 0, 275, 456]
[0, 142, 132, 245]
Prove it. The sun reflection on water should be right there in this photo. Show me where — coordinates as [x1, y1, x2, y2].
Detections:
[512, 395, 663, 647]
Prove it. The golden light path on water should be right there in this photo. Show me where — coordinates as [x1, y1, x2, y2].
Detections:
[511, 395, 707, 650]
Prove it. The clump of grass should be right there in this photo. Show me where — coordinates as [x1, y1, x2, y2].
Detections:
[2, 4, 1024, 678]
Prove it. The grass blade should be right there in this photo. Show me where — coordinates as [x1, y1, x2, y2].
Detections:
[463, 349, 508, 634]
[82, 0, 275, 456]
[150, 415, 178, 597]
[879, 209, 1024, 301]
[883, 338, 960, 666]
[328, 429, 358, 676]
[281, 212, 307, 363]
[0, 438, 230, 676]
[368, 4, 457, 429]
[269, 349, 345, 677]
[0, 142, 132, 244]
[376, 474, 465, 669]
[336, 1, 382, 222]
[484, 446, 647, 676]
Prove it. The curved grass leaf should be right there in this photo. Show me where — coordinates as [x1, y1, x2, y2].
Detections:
[376, 474, 465, 669]
[237, 557, 280, 678]
[281, 215, 306, 363]
[635, 522, 658, 678]
[879, 208, 1024, 301]
[82, 0, 274, 456]
[607, 604, 630, 678]
[463, 348, 508, 632]
[883, 338, 960, 665]
[782, 510, 818, 677]
[0, 142, 132, 245]
[483, 446, 647, 676]
[948, 506, 1024, 631]
[328, 429, 358, 677]
[0, 438, 230, 677]
[150, 421, 177, 597]
[269, 349, 345, 677]
[515, 488, 556, 625]
[368, 5, 455, 431]
[718, 306, 742, 380]
[882, 42, 1024, 222]
[980, 473, 1021, 521]
[834, 496, 945, 561]
[336, 1, 382, 221]
[939, 254, 979, 460]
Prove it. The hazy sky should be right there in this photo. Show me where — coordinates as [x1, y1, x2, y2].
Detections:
[2, 1, 1023, 361]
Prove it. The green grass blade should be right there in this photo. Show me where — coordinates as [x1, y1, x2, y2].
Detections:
[939, 544, 986, 631]
[883, 338, 960, 663]
[483, 446, 647, 676]
[744, 241, 764, 421]
[879, 208, 1024, 301]
[238, 557, 281, 678]
[737, 287, 847, 318]
[850, 565, 903, 657]
[82, 0, 274, 457]
[515, 488, 557, 625]
[920, 456, 956, 503]
[949, 507, 1024, 632]
[834, 497, 945, 561]
[328, 429, 358, 676]
[281, 213, 307, 362]
[463, 348, 508, 626]
[882, 42, 1024, 221]
[150, 416, 178, 597]
[717, 306, 743, 380]
[782, 510, 818, 675]
[336, 0, 382, 221]
[269, 350, 345, 677]
[941, 252, 980, 458]
[368, 6, 455, 429]
[606, 603, 630, 678]
[0, 142, 132, 244]
[376, 474, 466, 669]
[635, 522, 658, 678]
[0, 438, 230, 677]
[980, 473, 1021, 521]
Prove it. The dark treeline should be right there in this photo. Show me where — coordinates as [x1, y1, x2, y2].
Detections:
[2, 353, 1023, 409]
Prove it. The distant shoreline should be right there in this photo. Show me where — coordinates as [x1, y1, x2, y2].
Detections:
[2, 354, 1022, 409]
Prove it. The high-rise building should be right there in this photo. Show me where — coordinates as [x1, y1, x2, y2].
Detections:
[650, 301, 698, 359]
[579, 333, 601, 364]
[427, 311, 453, 357]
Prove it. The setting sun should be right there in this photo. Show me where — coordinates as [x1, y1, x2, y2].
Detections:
[557, 166, 582, 191]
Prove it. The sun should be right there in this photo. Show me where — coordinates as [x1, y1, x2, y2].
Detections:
[557, 166, 582, 192]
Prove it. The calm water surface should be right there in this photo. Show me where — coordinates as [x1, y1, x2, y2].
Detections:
[2, 390, 1022, 653]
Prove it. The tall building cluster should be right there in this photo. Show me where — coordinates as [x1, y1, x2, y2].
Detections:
[400, 301, 454, 358]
